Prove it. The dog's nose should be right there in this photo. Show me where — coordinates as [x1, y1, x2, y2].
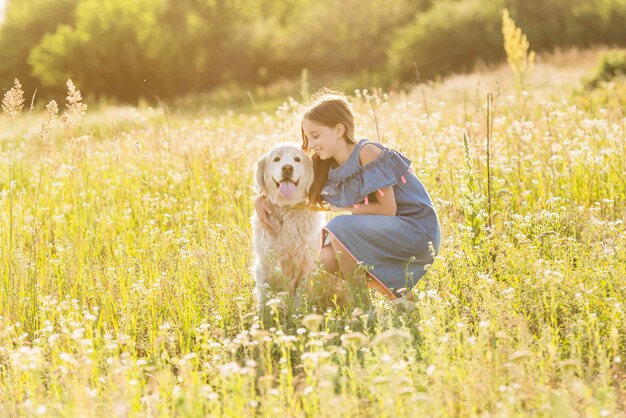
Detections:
[282, 165, 293, 175]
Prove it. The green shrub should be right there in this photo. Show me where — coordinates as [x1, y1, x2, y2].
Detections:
[0, 0, 78, 97]
[575, 74, 626, 113]
[585, 49, 626, 88]
[387, 0, 504, 83]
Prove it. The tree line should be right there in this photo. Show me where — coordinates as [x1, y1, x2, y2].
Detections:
[1, 0, 624, 103]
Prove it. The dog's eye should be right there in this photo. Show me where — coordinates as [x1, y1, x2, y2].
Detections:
[294, 157, 301, 162]
[273, 156, 281, 162]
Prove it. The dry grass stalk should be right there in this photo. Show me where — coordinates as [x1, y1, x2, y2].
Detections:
[61, 79, 88, 168]
[39, 100, 59, 166]
[2, 78, 25, 121]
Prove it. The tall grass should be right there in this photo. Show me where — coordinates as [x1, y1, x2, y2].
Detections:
[502, 9, 535, 91]
[0, 62, 624, 416]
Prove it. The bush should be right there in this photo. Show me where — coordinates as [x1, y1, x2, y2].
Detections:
[0, 0, 78, 96]
[508, 0, 626, 50]
[28, 0, 171, 101]
[387, 0, 504, 83]
[3, 0, 626, 102]
[278, 0, 424, 78]
[575, 77, 626, 114]
[585, 49, 626, 88]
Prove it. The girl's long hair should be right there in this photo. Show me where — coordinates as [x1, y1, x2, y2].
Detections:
[301, 90, 357, 208]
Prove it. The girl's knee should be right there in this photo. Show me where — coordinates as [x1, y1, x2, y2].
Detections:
[320, 244, 339, 273]
[328, 235, 342, 253]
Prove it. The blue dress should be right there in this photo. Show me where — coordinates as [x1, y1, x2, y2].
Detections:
[321, 139, 442, 298]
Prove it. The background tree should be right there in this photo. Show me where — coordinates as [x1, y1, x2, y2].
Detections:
[0, 0, 78, 97]
[1, 0, 625, 102]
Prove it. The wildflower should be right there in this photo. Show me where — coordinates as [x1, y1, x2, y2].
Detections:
[371, 329, 411, 347]
[59, 352, 78, 366]
[302, 314, 324, 331]
[265, 298, 286, 312]
[340, 332, 368, 350]
[279, 335, 297, 347]
[219, 362, 242, 376]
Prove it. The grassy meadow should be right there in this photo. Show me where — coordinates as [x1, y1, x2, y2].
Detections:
[0, 49, 625, 416]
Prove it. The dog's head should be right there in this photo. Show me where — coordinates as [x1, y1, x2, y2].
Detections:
[254, 143, 314, 206]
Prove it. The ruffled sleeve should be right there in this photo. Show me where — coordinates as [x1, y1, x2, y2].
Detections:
[321, 145, 412, 208]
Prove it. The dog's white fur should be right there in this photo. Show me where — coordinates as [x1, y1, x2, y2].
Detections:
[252, 143, 323, 310]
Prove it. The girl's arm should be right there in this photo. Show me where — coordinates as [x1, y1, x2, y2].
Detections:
[254, 195, 276, 236]
[329, 185, 397, 215]
[328, 144, 398, 216]
[354, 186, 397, 215]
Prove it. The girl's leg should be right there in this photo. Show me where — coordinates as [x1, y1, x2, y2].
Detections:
[319, 244, 339, 273]
[329, 236, 362, 284]
[319, 243, 351, 303]
[327, 237, 372, 305]
[329, 236, 396, 299]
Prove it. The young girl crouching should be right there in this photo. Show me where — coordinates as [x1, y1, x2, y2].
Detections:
[255, 91, 441, 301]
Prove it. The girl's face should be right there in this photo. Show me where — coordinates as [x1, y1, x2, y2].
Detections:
[302, 118, 344, 160]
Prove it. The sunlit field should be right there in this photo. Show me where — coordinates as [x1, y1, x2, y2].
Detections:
[1, 50, 625, 416]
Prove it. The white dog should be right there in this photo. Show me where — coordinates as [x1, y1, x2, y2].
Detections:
[252, 143, 324, 310]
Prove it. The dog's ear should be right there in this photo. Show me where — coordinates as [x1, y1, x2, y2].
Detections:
[254, 152, 268, 194]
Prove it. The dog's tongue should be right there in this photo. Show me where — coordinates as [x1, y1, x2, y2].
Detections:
[278, 181, 297, 200]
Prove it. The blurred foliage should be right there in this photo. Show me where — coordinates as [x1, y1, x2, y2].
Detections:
[574, 49, 626, 113]
[0, 0, 78, 98]
[585, 49, 626, 88]
[1, 0, 625, 102]
[29, 0, 167, 101]
[579, 77, 626, 113]
[388, 0, 504, 82]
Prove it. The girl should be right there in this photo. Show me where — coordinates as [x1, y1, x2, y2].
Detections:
[255, 91, 441, 300]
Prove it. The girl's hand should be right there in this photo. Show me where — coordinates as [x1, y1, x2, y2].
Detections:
[328, 203, 352, 212]
[254, 195, 276, 236]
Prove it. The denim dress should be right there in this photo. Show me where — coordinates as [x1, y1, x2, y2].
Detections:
[321, 139, 442, 298]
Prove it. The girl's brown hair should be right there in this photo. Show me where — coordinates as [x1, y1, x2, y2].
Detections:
[300, 90, 357, 208]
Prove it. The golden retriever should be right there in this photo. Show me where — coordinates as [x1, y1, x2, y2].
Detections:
[252, 143, 323, 310]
